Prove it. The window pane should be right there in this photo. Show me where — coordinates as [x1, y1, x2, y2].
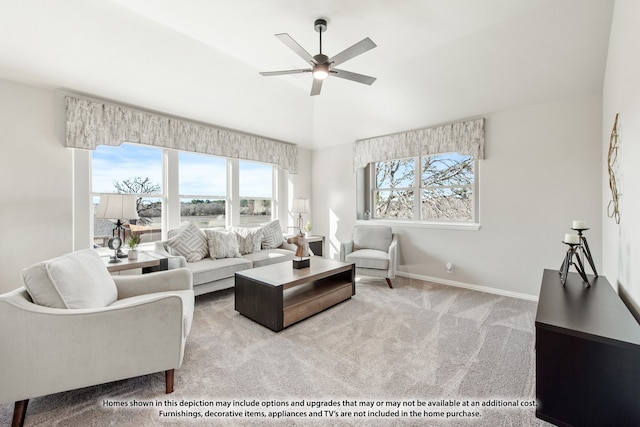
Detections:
[179, 152, 226, 196]
[240, 161, 272, 225]
[92, 144, 162, 193]
[422, 153, 473, 187]
[376, 159, 414, 189]
[180, 198, 226, 228]
[131, 197, 163, 242]
[92, 144, 163, 245]
[240, 161, 272, 198]
[374, 190, 414, 219]
[240, 199, 272, 225]
[421, 188, 473, 221]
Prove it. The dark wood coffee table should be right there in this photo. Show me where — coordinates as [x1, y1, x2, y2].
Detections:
[235, 258, 355, 331]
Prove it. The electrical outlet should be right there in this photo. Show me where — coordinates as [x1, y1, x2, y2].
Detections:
[446, 262, 453, 274]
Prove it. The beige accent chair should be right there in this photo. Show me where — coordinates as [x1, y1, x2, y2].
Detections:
[0, 249, 194, 427]
[340, 225, 398, 288]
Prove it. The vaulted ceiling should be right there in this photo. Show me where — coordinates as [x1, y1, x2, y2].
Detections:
[0, 0, 615, 149]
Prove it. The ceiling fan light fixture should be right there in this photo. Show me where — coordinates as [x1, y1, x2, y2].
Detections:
[313, 64, 329, 80]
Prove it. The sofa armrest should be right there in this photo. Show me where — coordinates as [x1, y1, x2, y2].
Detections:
[340, 241, 353, 261]
[113, 268, 193, 299]
[0, 290, 185, 403]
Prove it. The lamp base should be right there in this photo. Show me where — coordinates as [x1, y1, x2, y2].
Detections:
[293, 258, 310, 269]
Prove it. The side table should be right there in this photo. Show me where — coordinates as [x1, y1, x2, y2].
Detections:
[102, 252, 168, 274]
[306, 235, 325, 257]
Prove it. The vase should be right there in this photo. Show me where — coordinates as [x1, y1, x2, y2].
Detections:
[128, 249, 138, 260]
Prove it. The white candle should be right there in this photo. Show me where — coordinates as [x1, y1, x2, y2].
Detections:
[572, 220, 587, 229]
[564, 234, 580, 244]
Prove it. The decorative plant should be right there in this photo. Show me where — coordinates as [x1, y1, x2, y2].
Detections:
[127, 233, 141, 250]
[304, 221, 312, 234]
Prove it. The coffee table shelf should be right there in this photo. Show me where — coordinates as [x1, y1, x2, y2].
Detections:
[235, 258, 355, 331]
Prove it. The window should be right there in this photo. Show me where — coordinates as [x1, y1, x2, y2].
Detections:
[373, 152, 476, 222]
[179, 152, 227, 228]
[239, 160, 273, 225]
[92, 143, 163, 245]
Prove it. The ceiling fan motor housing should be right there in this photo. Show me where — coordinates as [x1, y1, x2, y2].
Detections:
[314, 19, 327, 33]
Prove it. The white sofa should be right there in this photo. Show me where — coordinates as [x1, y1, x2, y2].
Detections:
[154, 221, 295, 296]
[0, 249, 194, 427]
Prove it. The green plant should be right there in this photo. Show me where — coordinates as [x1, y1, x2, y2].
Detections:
[304, 221, 312, 233]
[127, 233, 141, 249]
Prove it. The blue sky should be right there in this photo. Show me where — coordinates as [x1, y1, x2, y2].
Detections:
[92, 144, 272, 197]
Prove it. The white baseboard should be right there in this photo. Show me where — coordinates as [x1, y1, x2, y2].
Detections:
[396, 271, 539, 302]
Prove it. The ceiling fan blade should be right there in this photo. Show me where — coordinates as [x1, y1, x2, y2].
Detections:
[310, 78, 323, 96]
[260, 69, 311, 77]
[331, 69, 377, 85]
[329, 37, 377, 67]
[275, 33, 317, 65]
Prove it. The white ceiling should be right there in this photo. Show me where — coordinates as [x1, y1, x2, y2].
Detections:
[0, 0, 615, 149]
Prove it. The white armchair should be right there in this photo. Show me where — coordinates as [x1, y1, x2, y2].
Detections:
[0, 249, 194, 427]
[340, 225, 398, 288]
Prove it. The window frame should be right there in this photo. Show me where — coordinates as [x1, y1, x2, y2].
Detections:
[90, 144, 279, 245]
[367, 152, 480, 229]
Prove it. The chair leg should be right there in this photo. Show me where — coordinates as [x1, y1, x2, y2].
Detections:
[12, 399, 28, 427]
[385, 278, 393, 289]
[165, 369, 175, 394]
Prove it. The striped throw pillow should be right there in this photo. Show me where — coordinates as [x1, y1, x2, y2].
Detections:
[165, 222, 208, 262]
[261, 220, 284, 249]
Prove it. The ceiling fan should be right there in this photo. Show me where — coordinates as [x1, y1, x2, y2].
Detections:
[260, 18, 377, 96]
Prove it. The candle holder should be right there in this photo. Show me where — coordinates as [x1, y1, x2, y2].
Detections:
[560, 241, 590, 286]
[572, 227, 598, 277]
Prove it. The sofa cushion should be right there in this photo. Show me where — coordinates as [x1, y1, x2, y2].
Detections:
[205, 229, 241, 259]
[165, 222, 208, 262]
[21, 249, 117, 309]
[243, 248, 295, 268]
[353, 225, 393, 252]
[261, 220, 285, 249]
[184, 257, 252, 285]
[346, 249, 390, 270]
[230, 226, 263, 255]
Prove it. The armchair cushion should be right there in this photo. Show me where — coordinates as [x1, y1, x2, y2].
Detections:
[346, 249, 390, 270]
[353, 225, 392, 252]
[21, 249, 117, 309]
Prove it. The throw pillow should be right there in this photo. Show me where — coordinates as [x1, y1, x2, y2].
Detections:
[22, 249, 118, 309]
[230, 226, 263, 255]
[205, 229, 241, 259]
[261, 220, 285, 249]
[165, 222, 208, 262]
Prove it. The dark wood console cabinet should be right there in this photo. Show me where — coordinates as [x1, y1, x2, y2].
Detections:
[535, 269, 640, 426]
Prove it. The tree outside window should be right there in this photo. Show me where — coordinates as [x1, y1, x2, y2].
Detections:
[374, 153, 475, 222]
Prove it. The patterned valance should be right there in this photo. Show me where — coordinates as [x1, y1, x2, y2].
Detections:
[65, 96, 298, 173]
[353, 118, 485, 170]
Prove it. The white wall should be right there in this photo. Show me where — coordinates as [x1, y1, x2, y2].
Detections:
[602, 0, 640, 315]
[313, 93, 602, 298]
[0, 78, 315, 294]
[0, 79, 72, 293]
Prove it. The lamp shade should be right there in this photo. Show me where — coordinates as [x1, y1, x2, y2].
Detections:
[292, 198, 310, 214]
[95, 194, 139, 220]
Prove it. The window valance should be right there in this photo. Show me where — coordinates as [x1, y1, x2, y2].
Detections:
[65, 96, 298, 173]
[353, 118, 485, 170]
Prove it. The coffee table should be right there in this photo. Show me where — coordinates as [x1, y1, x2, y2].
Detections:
[235, 258, 355, 331]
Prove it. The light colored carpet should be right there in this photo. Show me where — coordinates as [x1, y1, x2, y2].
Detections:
[0, 276, 551, 426]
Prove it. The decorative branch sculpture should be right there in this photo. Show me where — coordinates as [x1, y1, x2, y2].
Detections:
[607, 113, 620, 224]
